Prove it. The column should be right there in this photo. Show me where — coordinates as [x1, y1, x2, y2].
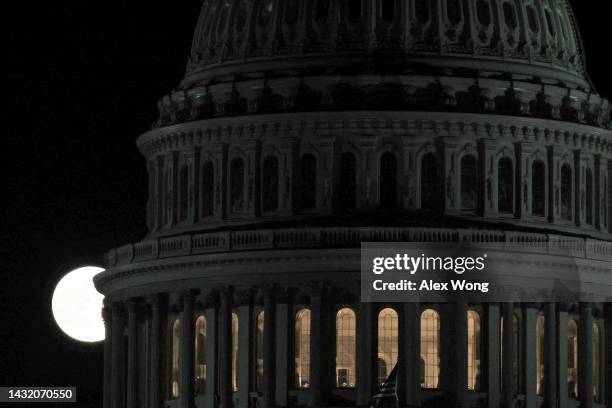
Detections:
[594, 155, 602, 229]
[275, 293, 289, 407]
[150, 295, 164, 408]
[547, 146, 560, 223]
[574, 150, 584, 227]
[478, 138, 497, 217]
[544, 303, 557, 408]
[102, 305, 112, 408]
[605, 303, 612, 406]
[356, 302, 375, 407]
[399, 302, 420, 408]
[180, 292, 195, 408]
[309, 284, 329, 407]
[453, 301, 468, 408]
[501, 303, 516, 408]
[263, 288, 276, 408]
[203, 292, 218, 408]
[557, 304, 569, 408]
[579, 303, 594, 408]
[110, 302, 125, 408]
[126, 300, 138, 408]
[523, 304, 538, 408]
[486, 304, 501, 408]
[218, 289, 233, 408]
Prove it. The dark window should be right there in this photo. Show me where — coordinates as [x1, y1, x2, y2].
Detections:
[586, 169, 593, 225]
[561, 164, 572, 220]
[545, 10, 556, 36]
[348, 0, 362, 21]
[461, 155, 478, 211]
[503, 2, 517, 29]
[230, 158, 245, 213]
[382, 0, 395, 23]
[285, 2, 299, 24]
[421, 153, 438, 210]
[340, 153, 357, 210]
[259, 0, 274, 28]
[235, 3, 248, 31]
[262, 156, 279, 212]
[446, 0, 461, 24]
[527, 6, 539, 32]
[316, 0, 330, 22]
[532, 161, 546, 217]
[301, 154, 317, 210]
[476, 0, 491, 26]
[217, 3, 229, 35]
[415, 0, 430, 23]
[202, 162, 214, 217]
[498, 158, 514, 214]
[179, 165, 189, 221]
[380, 153, 398, 210]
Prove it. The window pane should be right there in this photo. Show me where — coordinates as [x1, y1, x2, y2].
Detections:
[256, 311, 265, 392]
[172, 319, 180, 398]
[467, 311, 481, 390]
[232, 312, 239, 392]
[295, 309, 311, 389]
[195, 316, 207, 395]
[336, 308, 356, 388]
[377, 308, 399, 385]
[420, 309, 440, 389]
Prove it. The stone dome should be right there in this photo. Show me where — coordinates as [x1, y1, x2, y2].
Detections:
[184, 0, 588, 87]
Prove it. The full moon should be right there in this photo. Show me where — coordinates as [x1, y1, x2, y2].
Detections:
[52, 266, 105, 343]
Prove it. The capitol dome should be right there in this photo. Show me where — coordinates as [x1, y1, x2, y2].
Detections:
[97, 2, 612, 408]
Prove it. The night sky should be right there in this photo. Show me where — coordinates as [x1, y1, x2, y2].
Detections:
[3, 1, 611, 407]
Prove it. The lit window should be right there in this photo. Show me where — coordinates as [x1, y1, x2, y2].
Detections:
[262, 156, 279, 212]
[256, 311, 265, 392]
[536, 314, 545, 395]
[232, 312, 239, 392]
[420, 309, 440, 389]
[593, 324, 602, 402]
[380, 154, 398, 210]
[377, 308, 398, 385]
[498, 158, 514, 214]
[561, 164, 572, 220]
[467, 310, 481, 391]
[171, 319, 180, 398]
[532, 161, 546, 217]
[295, 309, 311, 389]
[421, 153, 438, 210]
[335, 308, 356, 388]
[461, 155, 478, 211]
[195, 316, 207, 395]
[568, 319, 579, 399]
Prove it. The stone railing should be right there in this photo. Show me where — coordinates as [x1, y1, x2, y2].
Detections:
[104, 227, 612, 268]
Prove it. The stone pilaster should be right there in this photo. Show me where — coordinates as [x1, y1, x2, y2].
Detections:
[557, 304, 569, 408]
[126, 300, 138, 408]
[110, 302, 125, 408]
[523, 304, 538, 408]
[309, 284, 329, 407]
[180, 292, 195, 408]
[579, 303, 594, 408]
[263, 288, 276, 408]
[486, 303, 501, 408]
[149, 295, 165, 408]
[453, 301, 468, 408]
[544, 303, 558, 408]
[218, 289, 233, 408]
[102, 304, 112, 408]
[501, 303, 516, 408]
[398, 302, 420, 408]
[356, 302, 375, 407]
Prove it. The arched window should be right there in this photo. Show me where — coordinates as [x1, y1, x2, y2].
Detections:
[532, 161, 546, 217]
[498, 158, 514, 214]
[503, 1, 517, 29]
[414, 0, 430, 23]
[593, 324, 602, 402]
[171, 319, 180, 398]
[195, 316, 207, 394]
[339, 153, 357, 210]
[336, 308, 356, 388]
[179, 164, 189, 221]
[348, 0, 362, 21]
[467, 310, 481, 391]
[586, 168, 594, 225]
[316, 0, 330, 22]
[536, 314, 545, 395]
[381, 0, 395, 23]
[500, 314, 520, 393]
[256, 311, 265, 392]
[295, 309, 311, 389]
[421, 153, 438, 210]
[380, 153, 398, 210]
[262, 156, 279, 212]
[230, 158, 245, 213]
[232, 312, 239, 392]
[201, 162, 214, 217]
[301, 154, 317, 210]
[446, 0, 461, 24]
[568, 319, 579, 399]
[421, 309, 440, 389]
[476, 0, 491, 26]
[377, 308, 399, 385]
[561, 164, 573, 220]
[461, 155, 478, 211]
